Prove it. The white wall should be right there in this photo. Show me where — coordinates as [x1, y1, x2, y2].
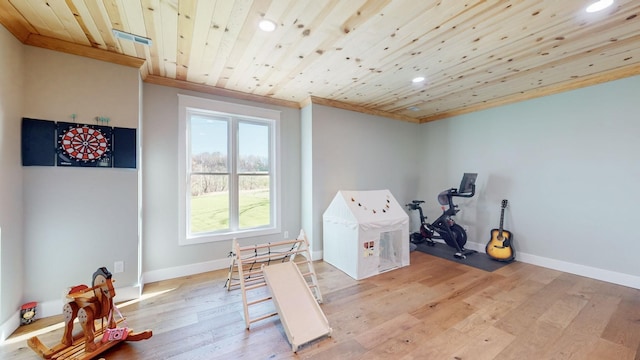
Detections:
[21, 47, 141, 313]
[419, 75, 640, 287]
[141, 84, 302, 280]
[0, 24, 25, 340]
[306, 104, 423, 252]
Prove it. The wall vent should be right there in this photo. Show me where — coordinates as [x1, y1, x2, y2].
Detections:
[112, 29, 152, 46]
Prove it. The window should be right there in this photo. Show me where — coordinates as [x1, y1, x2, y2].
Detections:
[178, 95, 280, 245]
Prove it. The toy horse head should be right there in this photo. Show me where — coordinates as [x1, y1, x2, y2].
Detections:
[92, 267, 115, 300]
[93, 267, 112, 283]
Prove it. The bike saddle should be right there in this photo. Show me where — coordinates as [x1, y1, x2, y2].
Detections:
[437, 189, 453, 206]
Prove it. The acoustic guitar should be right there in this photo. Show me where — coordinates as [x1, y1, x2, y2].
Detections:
[486, 199, 514, 262]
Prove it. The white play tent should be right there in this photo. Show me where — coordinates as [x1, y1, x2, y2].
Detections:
[323, 190, 410, 280]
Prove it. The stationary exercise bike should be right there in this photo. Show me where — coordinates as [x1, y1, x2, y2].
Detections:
[406, 173, 478, 259]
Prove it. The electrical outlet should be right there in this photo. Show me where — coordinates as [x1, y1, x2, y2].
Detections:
[114, 261, 124, 273]
[284, 231, 289, 239]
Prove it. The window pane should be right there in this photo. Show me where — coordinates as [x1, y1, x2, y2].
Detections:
[190, 174, 229, 233]
[238, 122, 269, 173]
[239, 175, 270, 229]
[190, 115, 228, 172]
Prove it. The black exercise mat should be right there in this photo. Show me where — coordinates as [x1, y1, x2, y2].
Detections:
[413, 241, 514, 272]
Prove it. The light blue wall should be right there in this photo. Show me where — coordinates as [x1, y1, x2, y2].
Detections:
[419, 75, 640, 284]
[21, 47, 141, 313]
[0, 24, 24, 339]
[306, 104, 423, 251]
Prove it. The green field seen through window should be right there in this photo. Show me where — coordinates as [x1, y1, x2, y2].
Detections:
[190, 190, 270, 233]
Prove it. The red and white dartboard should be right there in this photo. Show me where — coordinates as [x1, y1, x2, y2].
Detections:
[59, 126, 109, 162]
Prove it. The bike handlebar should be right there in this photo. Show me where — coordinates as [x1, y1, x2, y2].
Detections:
[407, 184, 475, 210]
[448, 184, 475, 198]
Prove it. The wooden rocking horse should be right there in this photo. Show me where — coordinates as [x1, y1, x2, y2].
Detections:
[28, 267, 152, 360]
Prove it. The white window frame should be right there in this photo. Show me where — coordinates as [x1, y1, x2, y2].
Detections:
[178, 95, 281, 245]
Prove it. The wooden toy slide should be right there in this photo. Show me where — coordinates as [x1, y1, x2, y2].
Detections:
[262, 261, 332, 352]
[226, 230, 323, 330]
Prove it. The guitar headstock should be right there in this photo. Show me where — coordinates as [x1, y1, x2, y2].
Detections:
[501, 199, 508, 209]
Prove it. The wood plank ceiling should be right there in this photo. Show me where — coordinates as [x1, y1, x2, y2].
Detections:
[1, 0, 639, 123]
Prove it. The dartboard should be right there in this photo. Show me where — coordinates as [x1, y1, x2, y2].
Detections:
[59, 125, 110, 162]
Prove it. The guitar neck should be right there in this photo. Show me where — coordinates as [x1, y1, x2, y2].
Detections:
[498, 200, 508, 235]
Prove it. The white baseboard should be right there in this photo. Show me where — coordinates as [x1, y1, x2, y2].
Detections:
[464, 241, 640, 289]
[5, 244, 635, 343]
[515, 252, 640, 289]
[141, 257, 231, 285]
[0, 310, 20, 343]
[141, 244, 640, 291]
[0, 284, 140, 344]
[140, 252, 325, 286]
[27, 284, 142, 320]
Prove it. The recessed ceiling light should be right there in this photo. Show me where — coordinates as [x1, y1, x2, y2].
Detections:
[258, 19, 277, 32]
[412, 76, 426, 83]
[407, 106, 420, 112]
[586, 0, 614, 13]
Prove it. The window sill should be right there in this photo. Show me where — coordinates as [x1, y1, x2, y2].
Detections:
[179, 227, 280, 246]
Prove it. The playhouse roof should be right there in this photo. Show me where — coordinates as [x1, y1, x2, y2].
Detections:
[323, 190, 408, 226]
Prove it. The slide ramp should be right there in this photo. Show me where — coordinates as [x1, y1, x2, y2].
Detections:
[262, 261, 332, 351]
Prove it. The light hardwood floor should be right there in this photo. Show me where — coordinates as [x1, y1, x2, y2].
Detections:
[2, 251, 640, 359]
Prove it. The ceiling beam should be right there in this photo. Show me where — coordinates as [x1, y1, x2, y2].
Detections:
[305, 96, 421, 124]
[0, 1, 33, 42]
[24, 34, 145, 68]
[144, 75, 301, 109]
